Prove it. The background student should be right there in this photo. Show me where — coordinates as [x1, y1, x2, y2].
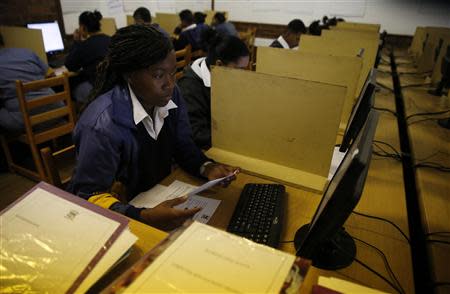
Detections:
[132, 6, 169, 38]
[212, 12, 238, 37]
[270, 19, 306, 49]
[178, 29, 249, 149]
[65, 10, 110, 103]
[0, 33, 60, 133]
[68, 25, 237, 231]
[173, 9, 204, 51]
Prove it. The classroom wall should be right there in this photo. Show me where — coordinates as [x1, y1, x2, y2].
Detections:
[216, 0, 450, 36]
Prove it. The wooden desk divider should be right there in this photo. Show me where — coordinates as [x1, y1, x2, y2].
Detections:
[417, 27, 450, 73]
[126, 15, 134, 26]
[431, 37, 450, 86]
[0, 26, 47, 63]
[101, 17, 117, 36]
[256, 47, 362, 133]
[207, 67, 346, 192]
[299, 33, 378, 100]
[409, 26, 427, 61]
[154, 13, 179, 35]
[334, 21, 380, 33]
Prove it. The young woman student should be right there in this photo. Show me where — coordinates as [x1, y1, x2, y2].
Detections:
[68, 25, 237, 231]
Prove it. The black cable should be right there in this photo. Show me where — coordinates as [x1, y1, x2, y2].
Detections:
[372, 143, 403, 162]
[427, 240, 450, 245]
[372, 107, 397, 116]
[352, 236, 405, 294]
[398, 71, 432, 76]
[432, 282, 450, 288]
[377, 82, 394, 92]
[414, 162, 450, 173]
[352, 211, 410, 243]
[426, 231, 450, 237]
[408, 116, 450, 126]
[401, 82, 431, 89]
[373, 140, 404, 157]
[332, 240, 404, 294]
[406, 109, 450, 120]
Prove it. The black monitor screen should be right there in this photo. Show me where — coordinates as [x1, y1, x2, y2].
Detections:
[27, 21, 64, 53]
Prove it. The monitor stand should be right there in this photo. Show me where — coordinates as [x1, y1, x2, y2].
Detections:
[294, 225, 356, 270]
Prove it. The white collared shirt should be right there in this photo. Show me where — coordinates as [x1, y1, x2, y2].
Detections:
[191, 57, 211, 88]
[277, 35, 290, 49]
[128, 84, 177, 140]
[182, 23, 197, 32]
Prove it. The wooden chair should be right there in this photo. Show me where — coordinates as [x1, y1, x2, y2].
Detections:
[239, 27, 257, 70]
[175, 45, 192, 80]
[0, 73, 76, 181]
[40, 145, 75, 188]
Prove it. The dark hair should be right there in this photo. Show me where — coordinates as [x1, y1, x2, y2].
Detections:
[133, 7, 151, 23]
[213, 12, 226, 24]
[309, 20, 322, 36]
[287, 19, 306, 34]
[179, 9, 194, 23]
[83, 25, 173, 111]
[194, 12, 206, 24]
[203, 29, 249, 66]
[0, 33, 4, 47]
[79, 10, 103, 33]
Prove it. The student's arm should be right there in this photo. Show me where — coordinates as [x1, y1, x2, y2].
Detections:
[172, 33, 189, 51]
[171, 86, 210, 176]
[64, 41, 84, 72]
[68, 126, 141, 219]
[30, 51, 49, 76]
[177, 77, 211, 149]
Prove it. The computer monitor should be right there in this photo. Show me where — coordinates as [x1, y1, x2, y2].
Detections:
[339, 77, 375, 153]
[27, 21, 64, 54]
[294, 110, 379, 270]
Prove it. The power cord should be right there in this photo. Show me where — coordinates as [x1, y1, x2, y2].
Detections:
[372, 107, 397, 116]
[332, 239, 405, 294]
[401, 82, 432, 89]
[427, 240, 450, 245]
[406, 109, 450, 120]
[351, 211, 410, 244]
[414, 161, 450, 173]
[372, 141, 403, 162]
[351, 235, 405, 294]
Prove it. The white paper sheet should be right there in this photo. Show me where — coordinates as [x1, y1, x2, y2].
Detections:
[130, 180, 222, 224]
[328, 146, 347, 180]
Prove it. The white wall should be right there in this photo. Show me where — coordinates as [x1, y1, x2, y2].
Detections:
[61, 0, 450, 36]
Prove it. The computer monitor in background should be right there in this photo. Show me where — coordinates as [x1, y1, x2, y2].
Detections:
[27, 21, 64, 54]
[339, 79, 376, 153]
[294, 110, 379, 270]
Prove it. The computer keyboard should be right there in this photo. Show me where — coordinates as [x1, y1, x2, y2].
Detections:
[227, 183, 285, 248]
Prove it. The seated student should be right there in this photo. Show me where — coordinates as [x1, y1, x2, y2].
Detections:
[0, 33, 60, 132]
[132, 6, 170, 38]
[65, 10, 110, 103]
[212, 12, 238, 37]
[177, 29, 249, 150]
[173, 10, 204, 51]
[270, 19, 306, 49]
[67, 25, 237, 231]
[308, 20, 322, 36]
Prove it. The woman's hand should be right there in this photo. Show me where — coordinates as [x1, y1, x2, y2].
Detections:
[203, 163, 240, 187]
[140, 196, 201, 231]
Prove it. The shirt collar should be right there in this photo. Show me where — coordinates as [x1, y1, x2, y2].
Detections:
[127, 84, 177, 125]
[182, 23, 197, 32]
[191, 57, 211, 87]
[277, 35, 290, 49]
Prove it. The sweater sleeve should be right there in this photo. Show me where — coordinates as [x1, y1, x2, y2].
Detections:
[171, 86, 210, 177]
[64, 41, 84, 72]
[177, 75, 211, 149]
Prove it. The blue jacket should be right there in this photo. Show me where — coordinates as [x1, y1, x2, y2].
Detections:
[67, 84, 209, 205]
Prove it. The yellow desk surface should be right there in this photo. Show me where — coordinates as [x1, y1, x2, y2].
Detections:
[400, 70, 450, 293]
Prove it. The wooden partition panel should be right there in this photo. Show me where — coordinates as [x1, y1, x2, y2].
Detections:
[417, 27, 450, 73]
[409, 26, 426, 61]
[0, 26, 47, 63]
[100, 18, 117, 36]
[334, 21, 380, 33]
[256, 47, 361, 133]
[154, 13, 179, 35]
[207, 67, 346, 192]
[431, 38, 450, 85]
[300, 33, 378, 98]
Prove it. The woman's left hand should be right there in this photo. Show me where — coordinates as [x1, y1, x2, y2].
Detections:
[203, 163, 240, 187]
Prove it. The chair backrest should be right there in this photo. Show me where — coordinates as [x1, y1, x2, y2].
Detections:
[239, 27, 257, 70]
[15, 73, 76, 146]
[175, 45, 192, 80]
[40, 145, 75, 188]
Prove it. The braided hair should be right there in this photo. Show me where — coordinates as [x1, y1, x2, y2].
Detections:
[79, 10, 103, 33]
[83, 24, 173, 111]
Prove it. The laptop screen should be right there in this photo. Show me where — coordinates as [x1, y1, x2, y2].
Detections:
[27, 21, 64, 53]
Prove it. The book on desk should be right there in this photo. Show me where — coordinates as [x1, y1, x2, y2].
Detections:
[0, 182, 137, 294]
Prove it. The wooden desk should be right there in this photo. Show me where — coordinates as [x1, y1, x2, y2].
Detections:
[400, 70, 450, 294]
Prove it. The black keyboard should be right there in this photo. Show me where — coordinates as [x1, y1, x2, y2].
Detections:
[227, 183, 285, 248]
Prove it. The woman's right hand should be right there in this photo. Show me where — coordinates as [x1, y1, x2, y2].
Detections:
[140, 196, 201, 231]
[73, 29, 82, 41]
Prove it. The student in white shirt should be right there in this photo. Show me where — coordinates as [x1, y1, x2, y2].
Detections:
[270, 19, 306, 49]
